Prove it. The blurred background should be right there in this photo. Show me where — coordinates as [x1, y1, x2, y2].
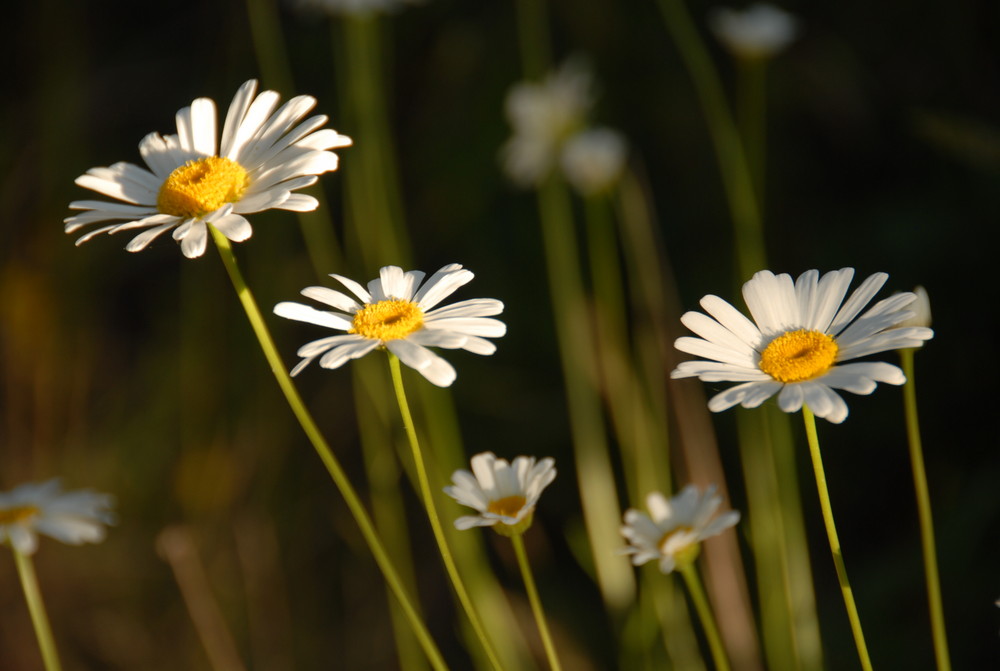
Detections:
[1, 0, 999, 669]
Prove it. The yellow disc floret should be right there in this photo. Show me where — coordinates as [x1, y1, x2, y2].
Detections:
[488, 495, 527, 519]
[350, 299, 425, 341]
[759, 329, 839, 383]
[0, 505, 39, 525]
[157, 156, 250, 218]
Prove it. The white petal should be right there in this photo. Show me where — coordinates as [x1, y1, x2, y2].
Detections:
[124, 223, 179, 252]
[318, 339, 380, 369]
[698, 295, 763, 348]
[179, 222, 209, 258]
[413, 264, 471, 309]
[300, 286, 360, 313]
[274, 302, 352, 330]
[423, 317, 506, 338]
[674, 336, 757, 367]
[385, 340, 456, 387]
[424, 298, 504, 320]
[331, 273, 373, 304]
[707, 381, 781, 412]
[211, 214, 253, 242]
[220, 80, 259, 158]
[828, 272, 887, 336]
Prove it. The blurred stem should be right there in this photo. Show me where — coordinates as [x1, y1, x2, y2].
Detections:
[386, 352, 506, 671]
[736, 57, 767, 208]
[515, 0, 552, 79]
[801, 407, 873, 671]
[208, 227, 448, 671]
[655, 0, 764, 275]
[538, 175, 635, 611]
[13, 548, 63, 671]
[900, 349, 952, 671]
[679, 563, 731, 671]
[510, 534, 562, 671]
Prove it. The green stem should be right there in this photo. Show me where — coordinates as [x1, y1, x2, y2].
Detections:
[515, 0, 552, 79]
[208, 227, 448, 671]
[13, 548, 63, 671]
[679, 563, 731, 671]
[386, 352, 506, 671]
[801, 407, 873, 671]
[736, 57, 767, 210]
[510, 534, 562, 671]
[900, 349, 951, 671]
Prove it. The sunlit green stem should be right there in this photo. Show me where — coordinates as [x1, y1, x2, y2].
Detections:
[679, 563, 731, 671]
[510, 534, 562, 671]
[386, 352, 506, 671]
[801, 407, 873, 671]
[13, 548, 63, 671]
[900, 349, 951, 671]
[208, 227, 447, 671]
[736, 57, 767, 207]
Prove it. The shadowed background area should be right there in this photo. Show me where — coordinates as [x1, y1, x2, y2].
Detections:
[1, 0, 999, 669]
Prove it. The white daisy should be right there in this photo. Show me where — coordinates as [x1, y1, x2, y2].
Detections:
[709, 3, 799, 60]
[65, 79, 352, 259]
[501, 59, 594, 187]
[620, 485, 740, 574]
[671, 268, 935, 423]
[560, 127, 628, 197]
[274, 263, 506, 387]
[898, 285, 932, 329]
[444, 452, 556, 536]
[0, 480, 115, 556]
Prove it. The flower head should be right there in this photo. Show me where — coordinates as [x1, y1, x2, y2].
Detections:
[66, 80, 352, 258]
[274, 264, 505, 387]
[560, 127, 628, 197]
[709, 3, 799, 60]
[620, 485, 740, 574]
[0, 480, 115, 555]
[897, 285, 932, 329]
[501, 59, 594, 186]
[444, 452, 556, 536]
[672, 268, 934, 423]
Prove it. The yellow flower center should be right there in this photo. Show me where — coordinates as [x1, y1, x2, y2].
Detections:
[658, 525, 694, 555]
[157, 156, 249, 218]
[0, 505, 39, 525]
[759, 329, 839, 383]
[487, 495, 527, 519]
[350, 299, 424, 341]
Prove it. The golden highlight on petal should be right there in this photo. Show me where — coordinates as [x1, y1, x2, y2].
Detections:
[759, 329, 839, 383]
[0, 505, 39, 525]
[350, 299, 424, 341]
[157, 156, 249, 218]
[658, 525, 694, 555]
[487, 495, 527, 519]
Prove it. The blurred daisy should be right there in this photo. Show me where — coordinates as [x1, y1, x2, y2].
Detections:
[621, 485, 740, 574]
[672, 268, 934, 423]
[294, 0, 422, 15]
[0, 480, 115, 556]
[709, 3, 799, 59]
[897, 285, 932, 329]
[66, 79, 352, 258]
[502, 59, 594, 186]
[274, 264, 505, 387]
[444, 452, 556, 536]
[560, 127, 628, 197]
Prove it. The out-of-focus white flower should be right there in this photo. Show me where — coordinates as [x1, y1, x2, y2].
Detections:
[620, 485, 740, 574]
[709, 3, 799, 60]
[897, 286, 931, 329]
[560, 127, 628, 197]
[294, 0, 422, 16]
[672, 268, 934, 423]
[66, 80, 351, 258]
[274, 264, 505, 387]
[0, 480, 115, 556]
[444, 452, 556, 536]
[501, 59, 594, 186]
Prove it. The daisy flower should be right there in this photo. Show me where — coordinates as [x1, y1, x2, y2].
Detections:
[444, 452, 556, 536]
[620, 485, 740, 574]
[0, 480, 115, 556]
[708, 3, 799, 60]
[65, 79, 352, 258]
[274, 263, 505, 387]
[560, 127, 628, 197]
[671, 268, 935, 423]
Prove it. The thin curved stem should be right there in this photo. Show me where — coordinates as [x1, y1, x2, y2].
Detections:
[13, 548, 63, 671]
[801, 407, 873, 671]
[208, 227, 448, 671]
[679, 563, 731, 671]
[900, 349, 951, 671]
[386, 352, 506, 671]
[510, 534, 562, 671]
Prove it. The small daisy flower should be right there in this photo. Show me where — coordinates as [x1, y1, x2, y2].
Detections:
[897, 285, 932, 329]
[560, 127, 628, 197]
[274, 264, 505, 387]
[0, 480, 115, 556]
[444, 452, 556, 537]
[502, 59, 594, 186]
[620, 485, 740, 574]
[709, 3, 799, 60]
[672, 268, 935, 423]
[66, 80, 352, 258]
